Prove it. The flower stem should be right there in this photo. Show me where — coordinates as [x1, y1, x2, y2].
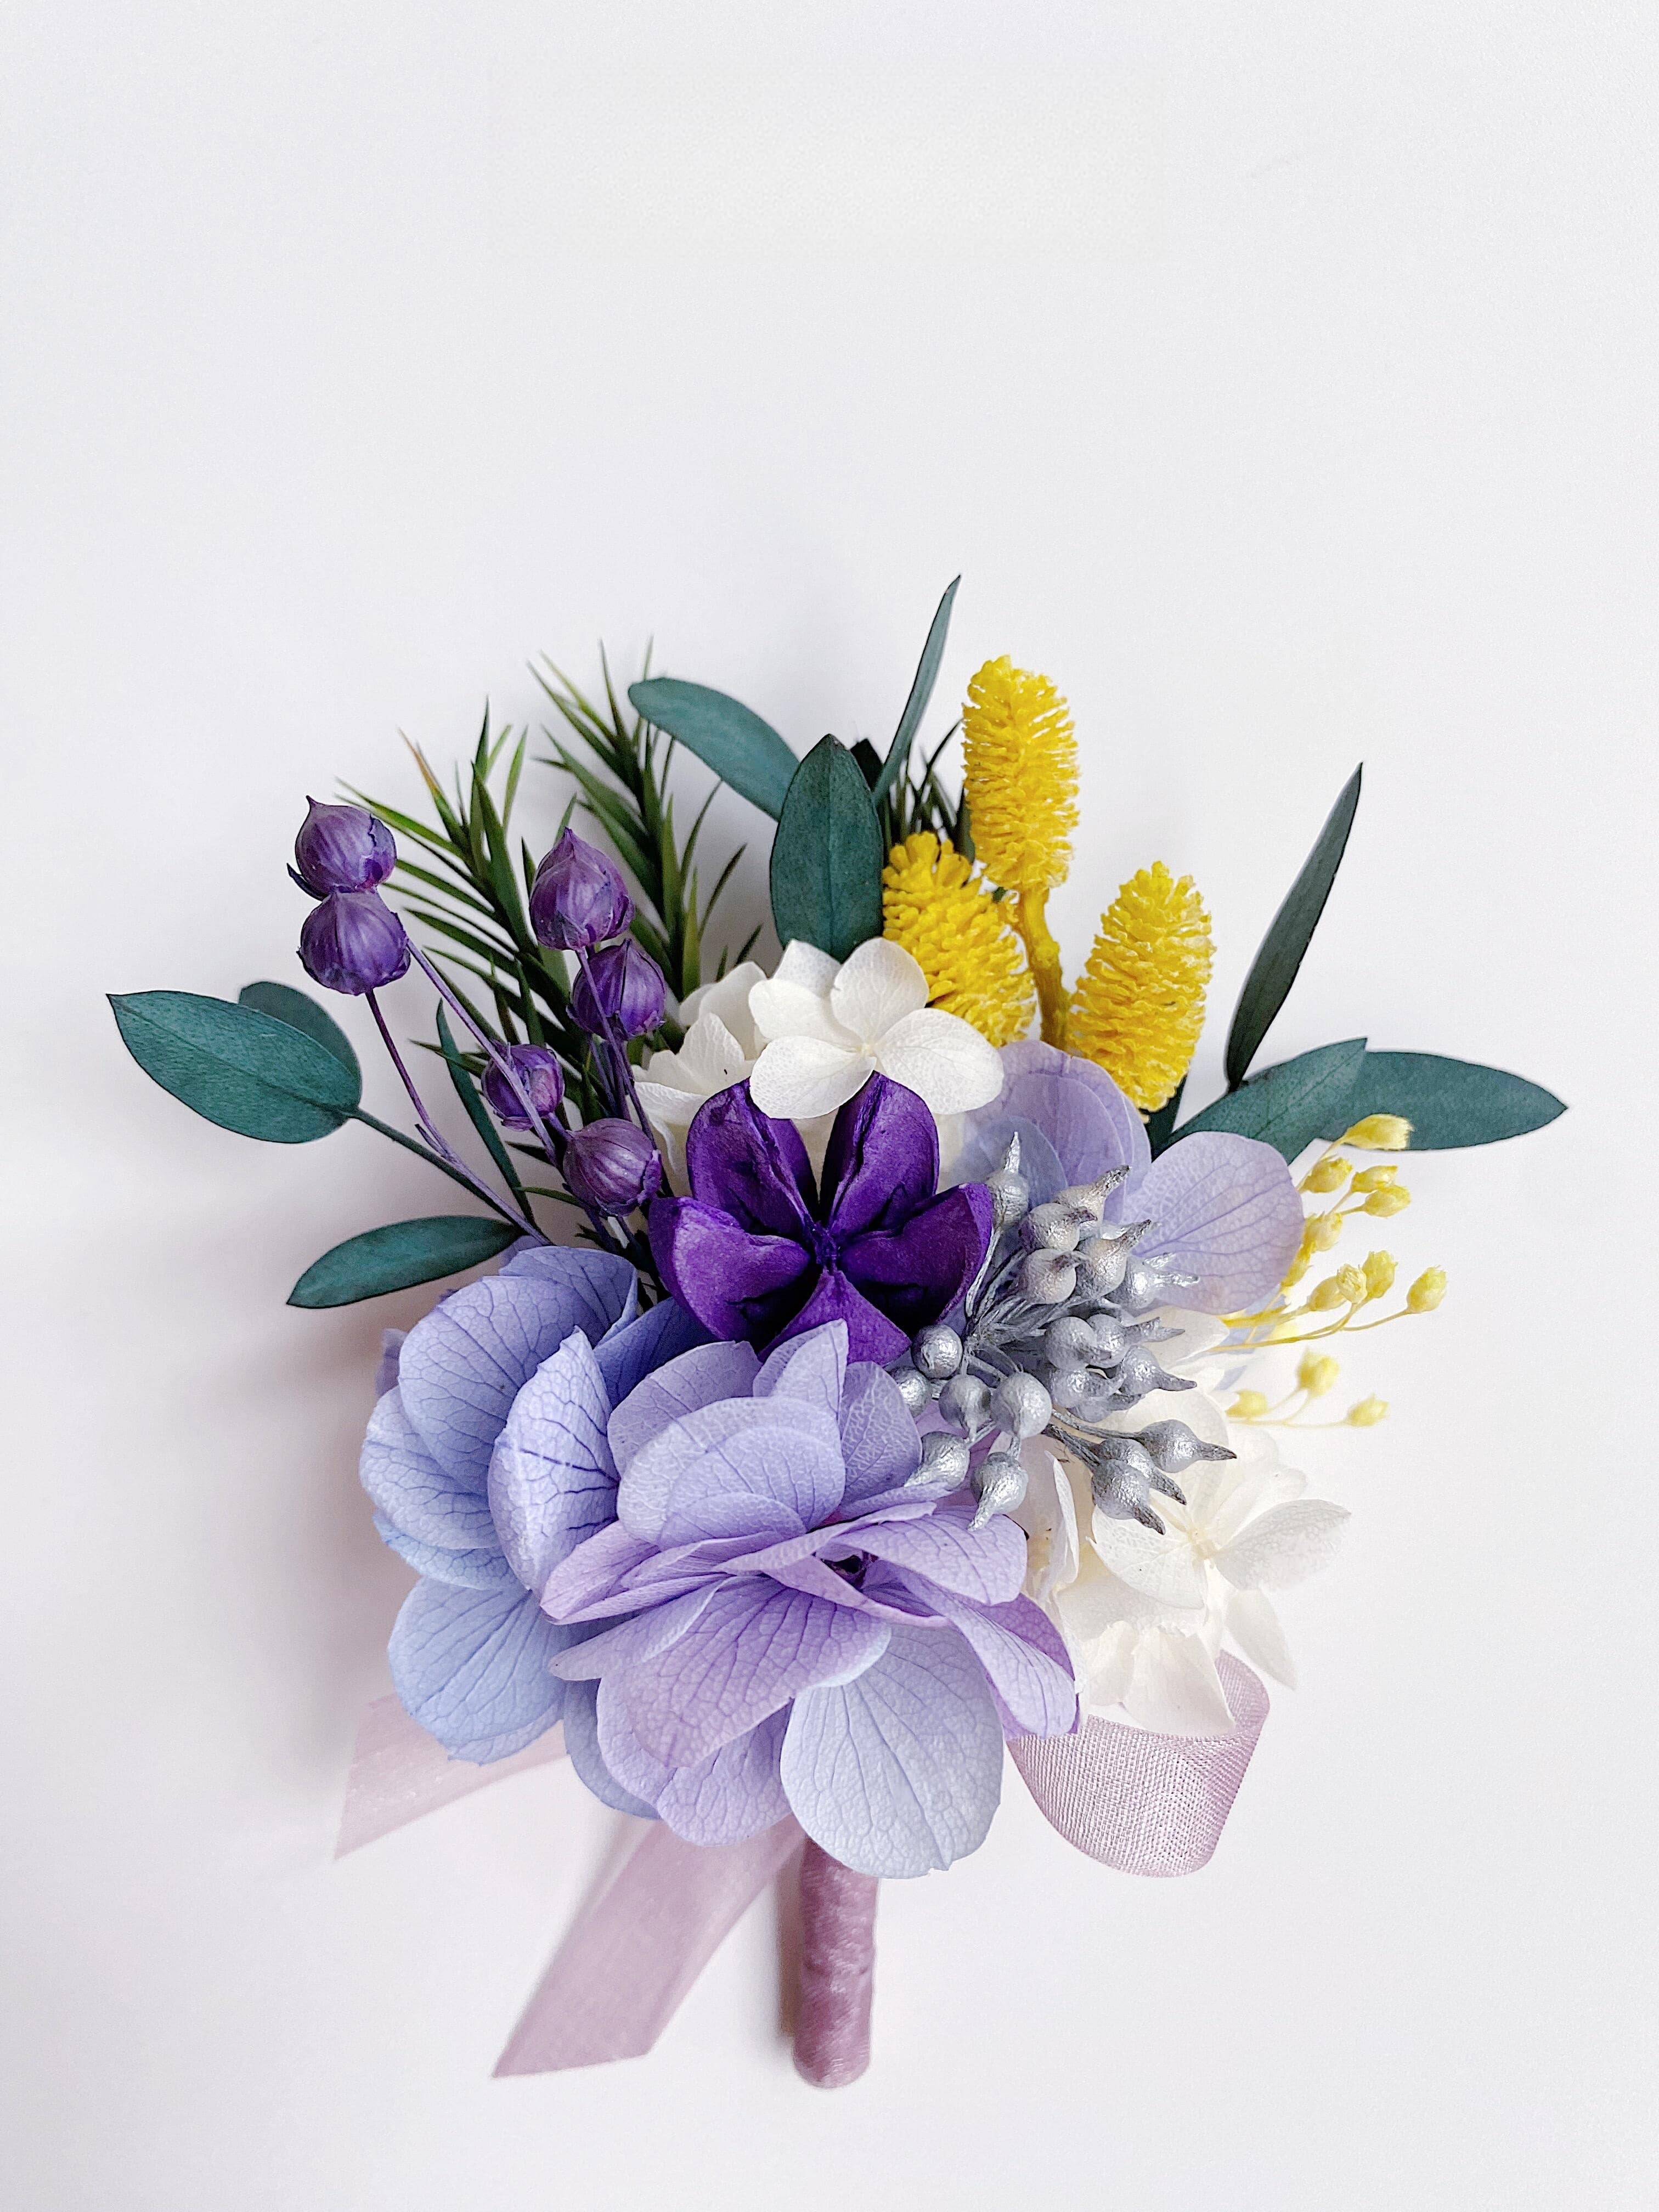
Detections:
[364, 995, 541, 1236]
[1015, 886, 1069, 1047]
[793, 1841, 877, 2090]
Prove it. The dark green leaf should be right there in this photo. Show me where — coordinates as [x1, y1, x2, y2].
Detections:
[850, 737, 883, 788]
[287, 1215, 520, 1307]
[1224, 765, 1363, 1088]
[1315, 1050, 1566, 1149]
[1144, 1075, 1187, 1158]
[873, 576, 959, 805]
[236, 981, 359, 1080]
[770, 737, 885, 960]
[628, 678, 798, 820]
[111, 991, 361, 1143]
[1176, 1039, 1367, 1163]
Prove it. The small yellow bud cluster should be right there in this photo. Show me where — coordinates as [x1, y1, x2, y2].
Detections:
[1346, 1396, 1389, 1426]
[1300, 1155, 1351, 1194]
[1229, 1390, 1271, 1421]
[1297, 1351, 1340, 1398]
[1343, 1114, 1412, 1149]
[1407, 1267, 1447, 1313]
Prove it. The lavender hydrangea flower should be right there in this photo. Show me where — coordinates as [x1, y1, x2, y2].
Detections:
[540, 1318, 1076, 1875]
[360, 1242, 705, 1761]
[956, 1041, 1302, 1312]
[650, 1074, 994, 1362]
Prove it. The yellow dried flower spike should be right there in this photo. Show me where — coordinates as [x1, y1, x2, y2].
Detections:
[961, 657, 1079, 1044]
[1068, 864, 1215, 1112]
[881, 833, 1035, 1047]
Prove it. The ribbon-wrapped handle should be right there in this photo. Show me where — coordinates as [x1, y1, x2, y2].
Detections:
[793, 1842, 878, 2089]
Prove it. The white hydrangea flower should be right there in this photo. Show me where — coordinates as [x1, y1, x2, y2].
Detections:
[1017, 1312, 1350, 1737]
[747, 938, 1003, 1125]
[636, 961, 766, 1177]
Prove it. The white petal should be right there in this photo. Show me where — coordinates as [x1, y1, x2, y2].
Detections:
[1062, 1549, 1204, 1638]
[1122, 1630, 1237, 1736]
[1224, 1587, 1297, 1686]
[1012, 1442, 1079, 1603]
[877, 1008, 1005, 1114]
[774, 940, 843, 992]
[1149, 1308, 1231, 1365]
[828, 937, 929, 1043]
[635, 1076, 703, 1130]
[1087, 1512, 1209, 1612]
[749, 977, 859, 1049]
[1215, 1499, 1350, 1590]
[747, 1037, 874, 1121]
[675, 1012, 753, 1091]
[680, 962, 767, 1055]
[1080, 1623, 1138, 1714]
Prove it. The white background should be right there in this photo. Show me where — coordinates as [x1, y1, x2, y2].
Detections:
[3, 5, 1655, 2207]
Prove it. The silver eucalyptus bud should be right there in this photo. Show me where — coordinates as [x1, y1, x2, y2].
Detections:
[1131, 1419, 1234, 1474]
[940, 1372, 991, 1436]
[970, 1449, 1029, 1529]
[888, 1361, 932, 1414]
[1086, 1314, 1130, 1363]
[991, 1370, 1052, 1441]
[1045, 1364, 1096, 1411]
[1022, 1200, 1087, 1251]
[1055, 1168, 1130, 1221]
[1021, 1249, 1079, 1304]
[910, 1431, 972, 1494]
[985, 1135, 1030, 1229]
[1111, 1345, 1197, 1401]
[1075, 1227, 1147, 1296]
[1043, 1314, 1100, 1368]
[912, 1324, 964, 1381]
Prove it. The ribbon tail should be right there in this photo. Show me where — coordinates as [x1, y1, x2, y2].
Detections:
[335, 1694, 566, 1859]
[1009, 1653, 1269, 1876]
[495, 1816, 803, 2076]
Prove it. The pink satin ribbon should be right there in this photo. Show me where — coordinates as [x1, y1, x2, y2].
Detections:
[1010, 1653, 1270, 1875]
[335, 1659, 1268, 2075]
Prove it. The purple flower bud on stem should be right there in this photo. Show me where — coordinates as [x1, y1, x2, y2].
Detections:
[563, 1118, 663, 1215]
[529, 828, 634, 950]
[294, 798, 396, 895]
[298, 890, 411, 995]
[570, 937, 668, 1040]
[481, 1043, 566, 1129]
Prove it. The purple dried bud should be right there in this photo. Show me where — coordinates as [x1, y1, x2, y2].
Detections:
[570, 938, 668, 1040]
[563, 1118, 663, 1215]
[298, 890, 411, 995]
[528, 828, 634, 950]
[481, 1043, 566, 1129]
[294, 798, 396, 895]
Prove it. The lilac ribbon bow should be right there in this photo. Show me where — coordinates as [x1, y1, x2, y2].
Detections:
[336, 1662, 1270, 2079]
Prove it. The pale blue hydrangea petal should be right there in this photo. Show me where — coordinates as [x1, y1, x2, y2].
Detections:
[918, 1589, 1078, 1735]
[850, 1494, 1026, 1604]
[398, 1254, 634, 1491]
[360, 1385, 499, 1550]
[753, 1320, 848, 1418]
[1115, 1131, 1305, 1313]
[560, 1678, 659, 1818]
[606, 1340, 760, 1474]
[836, 1363, 923, 1505]
[388, 1577, 575, 1763]
[611, 1581, 889, 1767]
[617, 1397, 846, 1545]
[780, 1624, 1005, 1876]
[549, 1584, 716, 1680]
[538, 1520, 659, 1621]
[371, 1510, 516, 1591]
[594, 1295, 708, 1409]
[654, 1710, 791, 1845]
[487, 1331, 616, 1594]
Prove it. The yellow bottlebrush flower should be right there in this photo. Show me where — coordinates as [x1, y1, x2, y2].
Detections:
[881, 833, 1035, 1047]
[961, 656, 1079, 1045]
[1067, 864, 1215, 1113]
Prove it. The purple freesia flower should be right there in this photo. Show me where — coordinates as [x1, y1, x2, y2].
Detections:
[360, 1242, 705, 1761]
[540, 1319, 1076, 1875]
[956, 1041, 1303, 1312]
[649, 1074, 994, 1362]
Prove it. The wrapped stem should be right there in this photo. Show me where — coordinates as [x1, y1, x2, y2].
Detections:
[792, 1841, 878, 2089]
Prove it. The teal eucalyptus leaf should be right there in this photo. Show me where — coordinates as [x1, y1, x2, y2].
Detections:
[1317, 1051, 1565, 1149]
[770, 736, 885, 960]
[287, 1215, 520, 1307]
[874, 576, 960, 806]
[627, 677, 798, 820]
[1175, 1038, 1367, 1163]
[1225, 766, 1362, 1088]
[237, 980, 359, 1079]
[111, 990, 361, 1143]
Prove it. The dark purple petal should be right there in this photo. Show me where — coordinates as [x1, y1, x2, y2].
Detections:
[818, 1074, 939, 1238]
[920, 1589, 1078, 1735]
[1124, 1131, 1305, 1313]
[767, 1265, 910, 1363]
[649, 1199, 814, 1346]
[837, 1183, 993, 1336]
[610, 1581, 890, 1766]
[683, 1083, 817, 1237]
